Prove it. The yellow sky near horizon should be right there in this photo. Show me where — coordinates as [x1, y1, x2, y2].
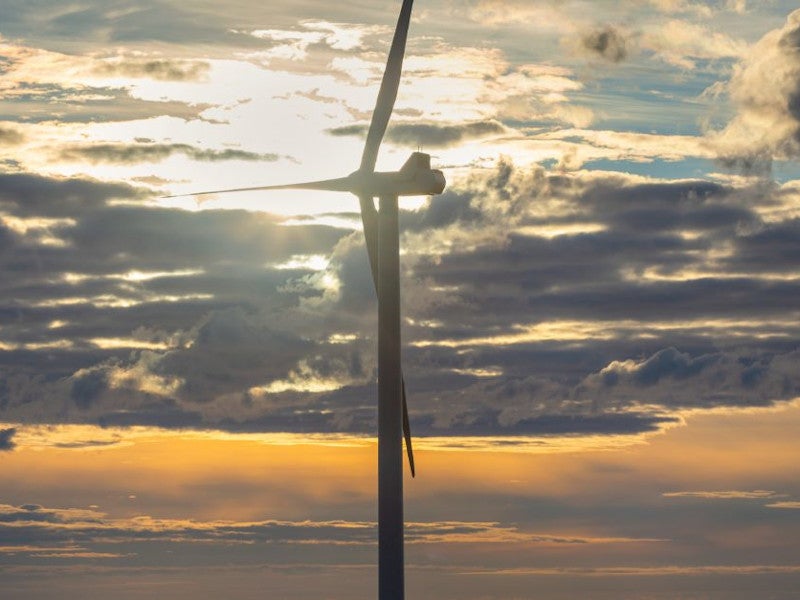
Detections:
[3, 398, 799, 524]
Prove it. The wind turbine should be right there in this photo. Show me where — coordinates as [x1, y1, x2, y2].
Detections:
[171, 1, 444, 598]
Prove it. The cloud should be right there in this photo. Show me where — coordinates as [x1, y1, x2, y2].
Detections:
[154, 307, 314, 403]
[663, 490, 781, 500]
[0, 428, 16, 451]
[1, 87, 212, 124]
[0, 172, 142, 218]
[708, 9, 800, 171]
[604, 347, 718, 386]
[327, 120, 507, 148]
[3, 1, 255, 47]
[579, 347, 800, 411]
[0, 39, 213, 124]
[468, 2, 577, 31]
[465, 564, 800, 577]
[645, 0, 713, 18]
[92, 58, 210, 81]
[0, 501, 660, 563]
[70, 368, 109, 410]
[2, 159, 800, 438]
[640, 19, 746, 69]
[0, 126, 24, 144]
[58, 143, 279, 165]
[766, 501, 800, 509]
[579, 26, 629, 63]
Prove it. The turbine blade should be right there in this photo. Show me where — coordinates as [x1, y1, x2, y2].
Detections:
[359, 195, 380, 283]
[402, 379, 415, 478]
[360, 194, 414, 476]
[163, 176, 353, 199]
[359, 0, 414, 173]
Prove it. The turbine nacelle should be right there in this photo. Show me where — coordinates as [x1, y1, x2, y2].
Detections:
[349, 152, 446, 197]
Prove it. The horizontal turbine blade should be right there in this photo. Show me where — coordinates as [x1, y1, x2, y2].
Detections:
[163, 176, 353, 199]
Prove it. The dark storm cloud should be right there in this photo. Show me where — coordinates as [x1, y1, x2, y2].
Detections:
[155, 307, 314, 403]
[0, 171, 344, 269]
[2, 158, 800, 438]
[93, 59, 210, 81]
[70, 368, 108, 410]
[403, 190, 483, 230]
[580, 26, 629, 63]
[723, 218, 800, 274]
[55, 205, 344, 275]
[97, 403, 204, 428]
[403, 169, 772, 333]
[0, 172, 141, 217]
[0, 169, 360, 427]
[578, 347, 800, 411]
[413, 408, 676, 437]
[394, 347, 800, 440]
[604, 347, 717, 386]
[58, 143, 279, 165]
[422, 255, 800, 326]
[0, 428, 16, 451]
[327, 120, 507, 148]
[0, 196, 348, 397]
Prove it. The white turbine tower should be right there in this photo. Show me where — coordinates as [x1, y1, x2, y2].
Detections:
[172, 2, 444, 598]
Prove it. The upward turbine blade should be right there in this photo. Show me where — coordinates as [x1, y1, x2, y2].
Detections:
[359, 0, 414, 173]
[163, 176, 353, 199]
[360, 194, 415, 477]
[357, 0, 416, 477]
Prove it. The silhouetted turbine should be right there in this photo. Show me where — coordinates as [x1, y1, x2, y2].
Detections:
[169, 1, 442, 598]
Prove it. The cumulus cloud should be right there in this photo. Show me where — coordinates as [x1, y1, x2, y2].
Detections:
[709, 9, 800, 171]
[579, 348, 800, 410]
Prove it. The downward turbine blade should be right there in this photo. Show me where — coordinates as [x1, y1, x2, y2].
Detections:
[359, 195, 380, 282]
[360, 194, 415, 476]
[359, 0, 414, 173]
[402, 380, 415, 478]
[163, 176, 353, 199]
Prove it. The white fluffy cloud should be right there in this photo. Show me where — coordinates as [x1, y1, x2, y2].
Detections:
[709, 9, 800, 170]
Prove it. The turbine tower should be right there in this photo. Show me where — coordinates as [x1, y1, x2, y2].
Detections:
[171, 2, 444, 598]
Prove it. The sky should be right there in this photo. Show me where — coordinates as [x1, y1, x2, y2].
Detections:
[2, 0, 800, 598]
